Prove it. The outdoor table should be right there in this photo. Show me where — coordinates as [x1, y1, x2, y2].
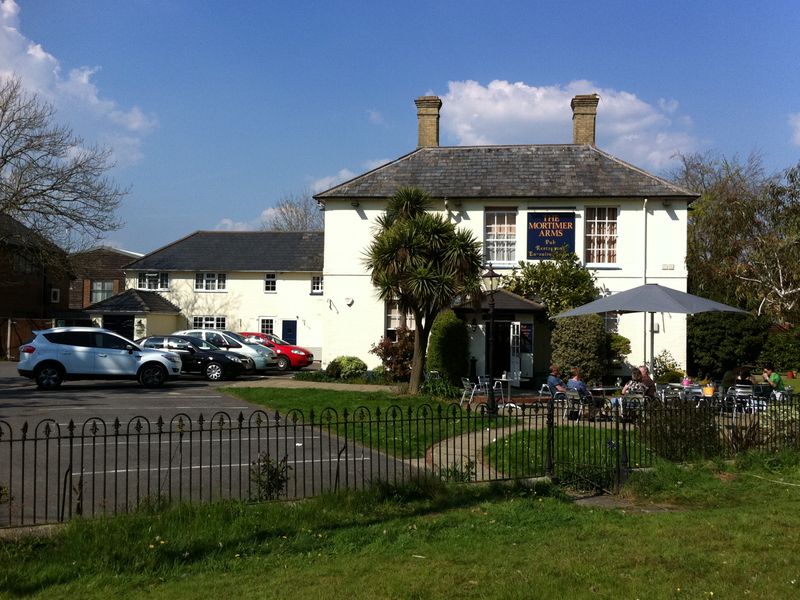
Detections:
[496, 376, 530, 407]
[590, 386, 618, 397]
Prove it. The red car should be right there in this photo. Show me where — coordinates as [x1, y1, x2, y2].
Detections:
[239, 332, 314, 371]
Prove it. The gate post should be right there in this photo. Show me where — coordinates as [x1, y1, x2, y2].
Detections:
[546, 394, 556, 481]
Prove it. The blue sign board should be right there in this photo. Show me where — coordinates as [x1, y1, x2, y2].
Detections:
[527, 212, 575, 259]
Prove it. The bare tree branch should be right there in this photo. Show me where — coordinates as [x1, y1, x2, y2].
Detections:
[0, 76, 126, 268]
[259, 190, 323, 231]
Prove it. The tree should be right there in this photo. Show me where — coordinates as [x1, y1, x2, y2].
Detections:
[501, 247, 600, 320]
[669, 152, 800, 323]
[365, 187, 483, 394]
[260, 191, 323, 231]
[687, 312, 770, 377]
[551, 314, 608, 385]
[0, 77, 125, 264]
[426, 309, 470, 386]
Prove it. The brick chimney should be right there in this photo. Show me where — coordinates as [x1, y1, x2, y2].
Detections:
[415, 96, 442, 148]
[570, 94, 600, 145]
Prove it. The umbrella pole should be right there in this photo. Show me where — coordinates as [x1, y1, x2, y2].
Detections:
[649, 312, 655, 370]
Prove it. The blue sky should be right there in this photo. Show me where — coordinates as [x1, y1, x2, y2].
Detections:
[2, 0, 799, 253]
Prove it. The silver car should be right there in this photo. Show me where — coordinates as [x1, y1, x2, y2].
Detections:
[18, 327, 182, 389]
[171, 329, 276, 372]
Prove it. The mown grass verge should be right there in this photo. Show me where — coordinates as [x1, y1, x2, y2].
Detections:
[223, 387, 511, 460]
[2, 453, 800, 599]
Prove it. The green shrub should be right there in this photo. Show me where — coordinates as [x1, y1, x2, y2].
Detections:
[369, 326, 414, 381]
[426, 309, 469, 386]
[639, 401, 723, 461]
[551, 314, 607, 385]
[758, 330, 800, 372]
[325, 356, 368, 380]
[655, 369, 683, 384]
[607, 332, 631, 369]
[651, 349, 680, 380]
[250, 453, 291, 501]
[688, 312, 769, 377]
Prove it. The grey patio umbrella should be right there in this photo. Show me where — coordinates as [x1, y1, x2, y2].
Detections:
[554, 283, 748, 367]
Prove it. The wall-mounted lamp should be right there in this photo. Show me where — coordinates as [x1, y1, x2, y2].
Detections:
[351, 200, 360, 208]
[470, 318, 478, 332]
[345, 297, 354, 307]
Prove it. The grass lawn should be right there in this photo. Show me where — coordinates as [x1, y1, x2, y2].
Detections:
[2, 453, 799, 599]
[224, 387, 509, 460]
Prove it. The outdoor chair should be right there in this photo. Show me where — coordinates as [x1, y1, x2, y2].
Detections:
[477, 375, 504, 403]
[722, 385, 756, 416]
[563, 389, 588, 421]
[460, 377, 478, 407]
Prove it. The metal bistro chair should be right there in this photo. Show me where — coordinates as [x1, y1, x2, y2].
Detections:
[477, 375, 504, 404]
[460, 377, 478, 407]
[564, 389, 590, 421]
[722, 385, 757, 417]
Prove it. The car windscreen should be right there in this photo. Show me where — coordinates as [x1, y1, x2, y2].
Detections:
[176, 336, 219, 351]
[269, 335, 290, 345]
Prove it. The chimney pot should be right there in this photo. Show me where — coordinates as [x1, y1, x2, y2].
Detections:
[415, 96, 442, 148]
[571, 93, 600, 146]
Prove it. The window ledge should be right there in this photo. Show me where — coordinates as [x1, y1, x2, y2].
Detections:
[586, 264, 621, 270]
[194, 290, 228, 293]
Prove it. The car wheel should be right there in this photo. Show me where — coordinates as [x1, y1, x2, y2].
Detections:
[276, 356, 291, 371]
[204, 362, 224, 381]
[139, 363, 167, 388]
[34, 363, 64, 390]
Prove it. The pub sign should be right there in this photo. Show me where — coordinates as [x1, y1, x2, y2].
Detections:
[527, 212, 575, 259]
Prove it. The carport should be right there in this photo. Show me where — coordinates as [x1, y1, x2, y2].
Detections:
[86, 288, 182, 340]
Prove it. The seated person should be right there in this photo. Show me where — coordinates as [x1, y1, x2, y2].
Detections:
[622, 368, 647, 396]
[762, 363, 785, 392]
[566, 367, 591, 397]
[547, 364, 567, 396]
[638, 365, 657, 398]
[721, 367, 737, 390]
[735, 367, 754, 387]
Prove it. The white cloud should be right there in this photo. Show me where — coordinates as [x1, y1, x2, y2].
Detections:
[215, 218, 255, 232]
[790, 113, 800, 146]
[310, 168, 356, 193]
[440, 79, 700, 170]
[0, 0, 156, 166]
[367, 109, 384, 125]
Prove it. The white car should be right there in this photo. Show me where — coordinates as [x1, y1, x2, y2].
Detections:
[171, 329, 276, 372]
[18, 327, 182, 389]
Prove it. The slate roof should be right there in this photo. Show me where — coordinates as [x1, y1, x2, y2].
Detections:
[125, 231, 324, 272]
[314, 145, 696, 201]
[86, 289, 180, 314]
[454, 289, 546, 313]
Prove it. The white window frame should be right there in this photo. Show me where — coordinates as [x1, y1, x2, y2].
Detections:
[385, 301, 415, 341]
[194, 272, 227, 292]
[484, 209, 517, 266]
[259, 317, 275, 335]
[584, 206, 618, 266]
[192, 315, 226, 329]
[311, 275, 323, 295]
[90, 280, 114, 304]
[137, 272, 170, 291]
[264, 273, 277, 293]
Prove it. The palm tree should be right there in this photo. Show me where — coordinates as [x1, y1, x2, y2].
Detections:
[365, 187, 483, 393]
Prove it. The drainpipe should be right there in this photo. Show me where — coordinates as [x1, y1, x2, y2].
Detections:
[642, 198, 649, 366]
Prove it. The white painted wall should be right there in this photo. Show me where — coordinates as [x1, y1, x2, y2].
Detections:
[125, 271, 325, 356]
[321, 196, 689, 370]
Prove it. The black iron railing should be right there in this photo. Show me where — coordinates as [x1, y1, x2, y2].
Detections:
[2, 395, 799, 527]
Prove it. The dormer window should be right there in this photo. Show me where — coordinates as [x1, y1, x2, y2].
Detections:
[137, 272, 169, 290]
